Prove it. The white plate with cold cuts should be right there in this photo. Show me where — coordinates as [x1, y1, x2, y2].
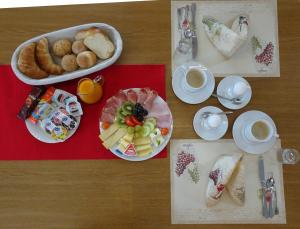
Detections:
[172, 63, 215, 104]
[233, 110, 278, 154]
[99, 88, 173, 161]
[217, 75, 252, 110]
[193, 106, 228, 141]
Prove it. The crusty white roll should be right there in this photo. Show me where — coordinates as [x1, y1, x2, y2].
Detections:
[76, 51, 97, 69]
[52, 39, 72, 57]
[61, 54, 78, 72]
[72, 40, 87, 54]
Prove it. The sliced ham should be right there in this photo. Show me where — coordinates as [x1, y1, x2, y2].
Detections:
[147, 102, 172, 129]
[100, 111, 115, 123]
[155, 113, 172, 129]
[103, 106, 117, 115]
[148, 102, 170, 117]
[143, 90, 158, 110]
[137, 88, 148, 104]
[115, 89, 127, 103]
[127, 89, 137, 103]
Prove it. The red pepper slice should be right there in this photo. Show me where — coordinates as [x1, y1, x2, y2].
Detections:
[131, 115, 142, 125]
[125, 116, 135, 127]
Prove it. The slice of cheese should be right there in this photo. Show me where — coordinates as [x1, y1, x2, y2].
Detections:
[134, 137, 151, 146]
[118, 144, 126, 153]
[135, 144, 152, 153]
[102, 128, 127, 149]
[123, 134, 134, 143]
[137, 147, 153, 157]
[99, 123, 119, 141]
[119, 139, 130, 148]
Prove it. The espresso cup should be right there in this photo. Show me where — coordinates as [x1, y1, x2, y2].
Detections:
[182, 67, 208, 93]
[244, 119, 278, 143]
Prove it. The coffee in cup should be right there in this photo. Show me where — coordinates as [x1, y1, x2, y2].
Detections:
[244, 119, 276, 143]
[182, 67, 208, 93]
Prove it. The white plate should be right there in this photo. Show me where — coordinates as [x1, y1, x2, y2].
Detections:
[193, 106, 228, 141]
[217, 75, 252, 110]
[99, 88, 173, 161]
[172, 63, 215, 104]
[233, 110, 278, 154]
[11, 23, 123, 85]
[25, 90, 81, 143]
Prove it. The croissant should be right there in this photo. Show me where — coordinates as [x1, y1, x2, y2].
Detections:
[17, 43, 48, 79]
[36, 37, 64, 75]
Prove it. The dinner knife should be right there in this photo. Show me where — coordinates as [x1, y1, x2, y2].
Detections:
[191, 3, 198, 59]
[259, 156, 268, 218]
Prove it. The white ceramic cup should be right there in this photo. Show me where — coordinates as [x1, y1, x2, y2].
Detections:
[202, 114, 222, 130]
[244, 119, 278, 143]
[182, 67, 208, 93]
[227, 81, 250, 98]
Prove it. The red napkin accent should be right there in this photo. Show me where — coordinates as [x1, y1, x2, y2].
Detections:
[0, 65, 167, 160]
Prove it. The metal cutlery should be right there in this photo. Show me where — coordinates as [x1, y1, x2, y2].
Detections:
[258, 156, 268, 218]
[212, 93, 243, 105]
[201, 111, 233, 119]
[190, 3, 198, 59]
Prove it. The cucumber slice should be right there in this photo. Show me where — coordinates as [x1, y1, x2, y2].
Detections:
[145, 117, 157, 126]
[142, 126, 151, 137]
[144, 122, 155, 131]
[134, 125, 143, 133]
[127, 126, 134, 135]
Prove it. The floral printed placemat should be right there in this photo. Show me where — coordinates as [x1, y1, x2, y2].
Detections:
[171, 0, 280, 77]
[170, 139, 286, 224]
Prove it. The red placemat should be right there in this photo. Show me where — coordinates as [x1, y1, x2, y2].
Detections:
[0, 65, 167, 160]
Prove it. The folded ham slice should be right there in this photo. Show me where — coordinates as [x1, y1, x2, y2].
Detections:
[147, 101, 172, 129]
[115, 89, 127, 103]
[143, 89, 158, 110]
[127, 89, 137, 103]
[100, 111, 115, 123]
[137, 88, 148, 104]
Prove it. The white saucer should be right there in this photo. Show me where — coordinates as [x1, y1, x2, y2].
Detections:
[193, 106, 228, 141]
[172, 63, 215, 104]
[217, 75, 252, 110]
[233, 110, 278, 154]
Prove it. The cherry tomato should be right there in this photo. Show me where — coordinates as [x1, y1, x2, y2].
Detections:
[125, 116, 135, 127]
[161, 128, 169, 136]
[131, 115, 142, 125]
[102, 122, 111, 129]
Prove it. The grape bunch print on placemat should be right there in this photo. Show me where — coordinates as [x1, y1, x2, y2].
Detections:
[252, 36, 275, 73]
[175, 144, 200, 184]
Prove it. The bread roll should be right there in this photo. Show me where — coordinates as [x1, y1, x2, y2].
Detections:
[76, 51, 97, 68]
[75, 27, 102, 40]
[17, 43, 48, 79]
[72, 40, 87, 54]
[52, 39, 72, 57]
[84, 32, 115, 59]
[61, 54, 78, 72]
[36, 38, 64, 75]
